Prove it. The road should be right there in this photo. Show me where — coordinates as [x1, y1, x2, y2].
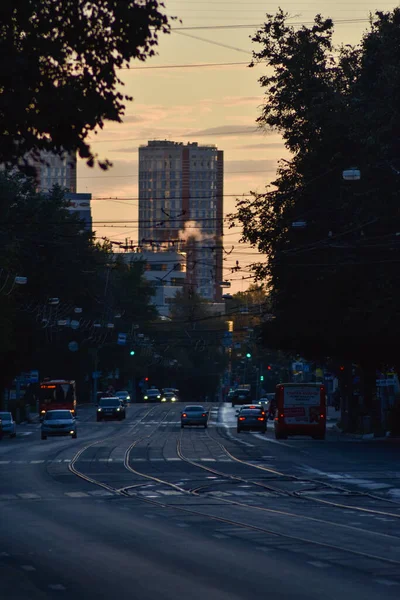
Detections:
[1, 402, 400, 599]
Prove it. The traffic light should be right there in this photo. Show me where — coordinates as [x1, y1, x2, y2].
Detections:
[246, 352, 252, 359]
[130, 349, 135, 356]
[145, 377, 149, 382]
[267, 365, 272, 371]
[260, 375, 264, 382]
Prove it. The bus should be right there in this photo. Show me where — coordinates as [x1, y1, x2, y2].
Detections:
[39, 380, 77, 418]
[274, 383, 326, 440]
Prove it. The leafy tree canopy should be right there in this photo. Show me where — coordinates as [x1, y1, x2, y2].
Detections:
[232, 9, 400, 368]
[0, 1, 172, 169]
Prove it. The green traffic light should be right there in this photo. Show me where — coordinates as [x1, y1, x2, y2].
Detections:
[130, 350, 135, 356]
[260, 375, 264, 381]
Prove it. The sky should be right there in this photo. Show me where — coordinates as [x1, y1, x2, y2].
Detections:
[78, 1, 397, 294]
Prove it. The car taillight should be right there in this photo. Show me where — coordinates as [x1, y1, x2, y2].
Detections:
[202, 414, 206, 417]
[182, 413, 187, 418]
[257, 417, 265, 421]
[279, 413, 284, 418]
[239, 416, 246, 421]
[261, 411, 266, 416]
[320, 414, 325, 418]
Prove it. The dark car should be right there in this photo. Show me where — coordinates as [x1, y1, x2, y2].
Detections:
[161, 391, 178, 403]
[231, 388, 252, 407]
[97, 397, 126, 421]
[181, 405, 209, 428]
[237, 405, 267, 434]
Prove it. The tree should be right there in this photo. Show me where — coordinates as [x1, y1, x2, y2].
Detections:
[0, 1, 172, 170]
[231, 9, 400, 431]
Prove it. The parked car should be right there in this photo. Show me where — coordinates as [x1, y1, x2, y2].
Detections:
[41, 410, 77, 440]
[0, 412, 16, 438]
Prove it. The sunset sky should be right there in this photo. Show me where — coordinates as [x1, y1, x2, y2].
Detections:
[78, 1, 396, 293]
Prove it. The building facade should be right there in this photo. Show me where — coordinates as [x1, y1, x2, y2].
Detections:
[138, 140, 223, 302]
[29, 150, 77, 193]
[65, 192, 92, 231]
[116, 250, 186, 317]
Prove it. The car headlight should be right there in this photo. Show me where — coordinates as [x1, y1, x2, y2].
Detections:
[97, 408, 103, 412]
[41, 410, 46, 414]
[157, 395, 161, 399]
[161, 398, 166, 402]
[144, 396, 148, 400]
[171, 397, 176, 402]
[127, 396, 130, 400]
[116, 407, 121, 411]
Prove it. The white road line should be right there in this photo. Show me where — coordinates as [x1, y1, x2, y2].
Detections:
[166, 458, 181, 461]
[0, 461, 10, 464]
[13, 461, 27, 464]
[252, 433, 294, 448]
[18, 493, 41, 499]
[308, 561, 329, 568]
[201, 458, 216, 462]
[30, 460, 45, 464]
[151, 458, 165, 462]
[64, 492, 90, 498]
[374, 579, 399, 587]
[130, 458, 146, 462]
[63, 459, 71, 463]
[87, 490, 114, 497]
[48, 584, 67, 591]
[21, 565, 36, 572]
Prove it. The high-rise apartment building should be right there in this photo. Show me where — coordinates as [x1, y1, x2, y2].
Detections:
[29, 150, 77, 193]
[138, 141, 223, 301]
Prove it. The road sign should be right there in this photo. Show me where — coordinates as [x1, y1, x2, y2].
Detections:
[117, 333, 127, 345]
[30, 370, 39, 383]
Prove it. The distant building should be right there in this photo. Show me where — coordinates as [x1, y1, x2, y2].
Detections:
[29, 150, 77, 193]
[138, 140, 223, 302]
[65, 192, 92, 231]
[116, 250, 186, 317]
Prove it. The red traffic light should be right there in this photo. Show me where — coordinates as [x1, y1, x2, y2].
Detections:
[267, 365, 272, 370]
[339, 366, 345, 371]
[145, 377, 149, 382]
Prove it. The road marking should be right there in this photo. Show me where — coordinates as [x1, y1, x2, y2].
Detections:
[175, 523, 190, 528]
[30, 460, 45, 464]
[308, 561, 329, 568]
[0, 461, 10, 464]
[166, 458, 181, 461]
[87, 490, 114, 497]
[151, 458, 165, 462]
[14, 461, 27, 464]
[21, 565, 36, 572]
[212, 533, 229, 539]
[374, 579, 399, 587]
[18, 493, 41, 499]
[98, 458, 111, 462]
[63, 459, 71, 463]
[201, 458, 216, 462]
[130, 458, 146, 462]
[48, 584, 67, 591]
[253, 433, 294, 448]
[64, 492, 90, 498]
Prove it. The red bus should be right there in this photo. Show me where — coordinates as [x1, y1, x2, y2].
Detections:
[274, 383, 326, 440]
[39, 380, 77, 418]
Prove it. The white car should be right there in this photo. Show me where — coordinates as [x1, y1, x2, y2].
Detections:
[0, 412, 16, 438]
[41, 410, 77, 440]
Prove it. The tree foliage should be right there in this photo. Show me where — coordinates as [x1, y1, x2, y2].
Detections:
[0, 172, 155, 392]
[232, 9, 400, 370]
[0, 1, 172, 169]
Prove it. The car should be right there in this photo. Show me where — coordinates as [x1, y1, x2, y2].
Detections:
[231, 388, 252, 407]
[97, 397, 126, 421]
[181, 405, 209, 428]
[115, 390, 131, 405]
[161, 391, 178, 403]
[0, 412, 16, 438]
[143, 389, 161, 402]
[237, 405, 267, 434]
[41, 410, 77, 440]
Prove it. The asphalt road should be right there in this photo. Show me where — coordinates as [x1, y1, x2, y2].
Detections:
[1, 402, 400, 599]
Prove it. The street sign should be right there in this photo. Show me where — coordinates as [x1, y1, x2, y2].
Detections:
[117, 333, 127, 345]
[30, 370, 39, 383]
